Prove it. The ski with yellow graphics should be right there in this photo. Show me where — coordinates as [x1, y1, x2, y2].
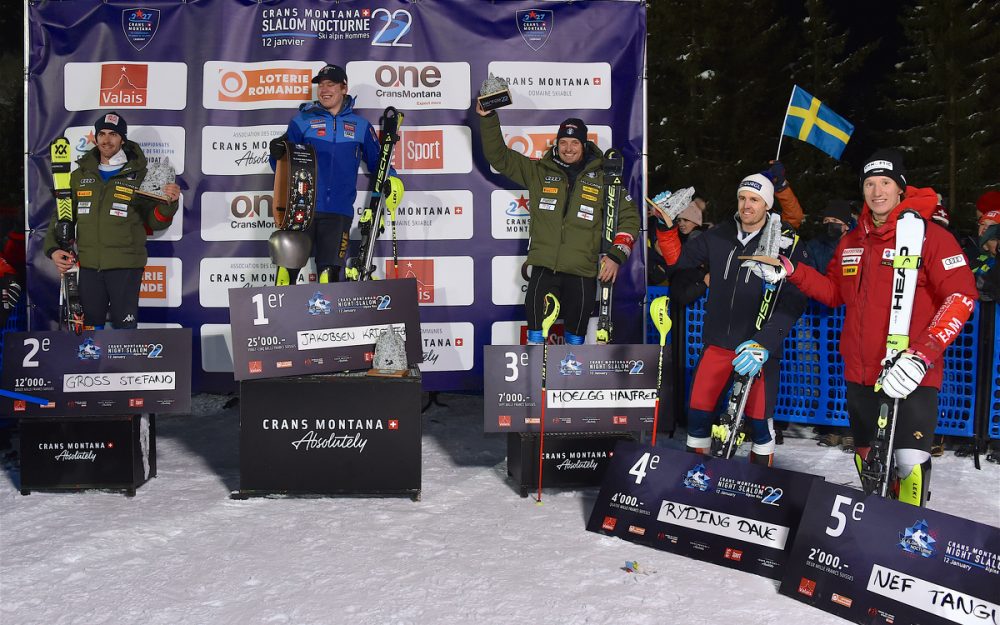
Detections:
[50, 137, 84, 334]
[346, 107, 404, 282]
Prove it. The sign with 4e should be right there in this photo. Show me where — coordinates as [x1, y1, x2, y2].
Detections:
[586, 441, 819, 580]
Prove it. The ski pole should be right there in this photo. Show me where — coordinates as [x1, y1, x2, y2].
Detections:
[536, 292, 560, 505]
[0, 389, 50, 405]
[649, 296, 671, 445]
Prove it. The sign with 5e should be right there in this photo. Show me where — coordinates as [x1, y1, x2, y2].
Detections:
[0, 328, 192, 417]
[778, 480, 999, 625]
[227, 279, 422, 380]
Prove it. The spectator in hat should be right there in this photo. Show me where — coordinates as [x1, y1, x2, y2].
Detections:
[44, 111, 180, 329]
[269, 63, 399, 284]
[804, 199, 853, 274]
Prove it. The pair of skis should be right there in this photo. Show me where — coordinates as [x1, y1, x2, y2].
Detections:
[345, 107, 404, 282]
[50, 137, 84, 334]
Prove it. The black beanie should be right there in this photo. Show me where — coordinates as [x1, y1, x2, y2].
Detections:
[822, 199, 853, 225]
[95, 111, 127, 140]
[860, 148, 906, 190]
[556, 118, 588, 144]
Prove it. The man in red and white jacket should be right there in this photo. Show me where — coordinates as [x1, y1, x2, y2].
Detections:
[774, 149, 976, 506]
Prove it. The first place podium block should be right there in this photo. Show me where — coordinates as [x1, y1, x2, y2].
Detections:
[237, 369, 422, 498]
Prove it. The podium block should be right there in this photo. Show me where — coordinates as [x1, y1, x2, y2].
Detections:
[19, 414, 156, 496]
[506, 431, 636, 497]
[237, 370, 422, 498]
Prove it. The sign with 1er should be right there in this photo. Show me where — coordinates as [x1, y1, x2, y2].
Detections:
[228, 279, 422, 380]
[483, 344, 665, 433]
[0, 328, 192, 417]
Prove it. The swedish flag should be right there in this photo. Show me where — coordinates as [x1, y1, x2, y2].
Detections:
[782, 86, 854, 159]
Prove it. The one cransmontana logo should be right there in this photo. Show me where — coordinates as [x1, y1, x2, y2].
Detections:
[683, 463, 712, 491]
[122, 8, 161, 52]
[77, 338, 102, 361]
[898, 519, 937, 558]
[516, 9, 553, 51]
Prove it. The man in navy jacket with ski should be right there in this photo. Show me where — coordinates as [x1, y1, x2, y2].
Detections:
[654, 174, 808, 466]
[269, 63, 398, 283]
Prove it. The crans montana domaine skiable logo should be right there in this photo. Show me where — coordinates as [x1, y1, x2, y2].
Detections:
[122, 8, 161, 51]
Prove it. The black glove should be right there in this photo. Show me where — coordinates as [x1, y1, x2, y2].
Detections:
[0, 276, 21, 312]
[269, 135, 288, 161]
[763, 161, 788, 191]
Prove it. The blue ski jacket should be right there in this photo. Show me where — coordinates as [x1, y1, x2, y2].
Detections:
[272, 96, 390, 217]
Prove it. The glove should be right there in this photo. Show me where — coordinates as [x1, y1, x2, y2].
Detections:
[762, 161, 788, 191]
[0, 276, 21, 312]
[269, 135, 288, 161]
[877, 350, 930, 399]
[732, 340, 769, 377]
[742, 259, 785, 284]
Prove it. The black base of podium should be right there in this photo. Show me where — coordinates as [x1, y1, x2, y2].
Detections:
[236, 370, 422, 498]
[507, 431, 636, 497]
[19, 414, 156, 497]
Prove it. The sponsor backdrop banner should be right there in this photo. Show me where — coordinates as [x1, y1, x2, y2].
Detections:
[586, 442, 820, 580]
[483, 344, 664, 433]
[0, 328, 192, 417]
[26, 1, 646, 392]
[778, 480, 1000, 625]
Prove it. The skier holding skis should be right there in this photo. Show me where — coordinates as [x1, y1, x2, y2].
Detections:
[476, 102, 639, 345]
[769, 149, 977, 506]
[44, 112, 180, 329]
[269, 63, 400, 283]
[653, 174, 808, 466]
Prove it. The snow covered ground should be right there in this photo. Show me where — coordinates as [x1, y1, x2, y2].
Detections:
[1, 393, 997, 625]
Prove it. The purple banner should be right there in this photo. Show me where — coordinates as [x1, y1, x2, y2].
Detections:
[26, 0, 647, 392]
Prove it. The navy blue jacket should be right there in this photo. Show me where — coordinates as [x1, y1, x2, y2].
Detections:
[272, 96, 388, 217]
[673, 215, 808, 357]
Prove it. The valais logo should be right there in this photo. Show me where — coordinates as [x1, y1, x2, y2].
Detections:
[122, 8, 160, 51]
[393, 259, 434, 303]
[101, 64, 148, 106]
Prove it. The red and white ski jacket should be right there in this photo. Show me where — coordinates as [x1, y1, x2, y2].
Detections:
[787, 187, 977, 388]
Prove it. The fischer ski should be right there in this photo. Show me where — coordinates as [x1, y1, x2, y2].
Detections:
[862, 209, 925, 497]
[711, 373, 753, 458]
[50, 137, 84, 334]
[346, 107, 404, 282]
[595, 148, 624, 344]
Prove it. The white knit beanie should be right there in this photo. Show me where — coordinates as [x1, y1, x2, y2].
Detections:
[737, 174, 774, 208]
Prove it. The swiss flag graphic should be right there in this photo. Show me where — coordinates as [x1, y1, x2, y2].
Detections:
[388, 419, 399, 430]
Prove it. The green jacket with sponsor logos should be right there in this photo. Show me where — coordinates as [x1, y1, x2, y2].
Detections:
[44, 141, 178, 270]
[479, 113, 639, 278]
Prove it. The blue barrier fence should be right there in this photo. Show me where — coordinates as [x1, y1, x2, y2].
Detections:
[645, 287, 994, 437]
